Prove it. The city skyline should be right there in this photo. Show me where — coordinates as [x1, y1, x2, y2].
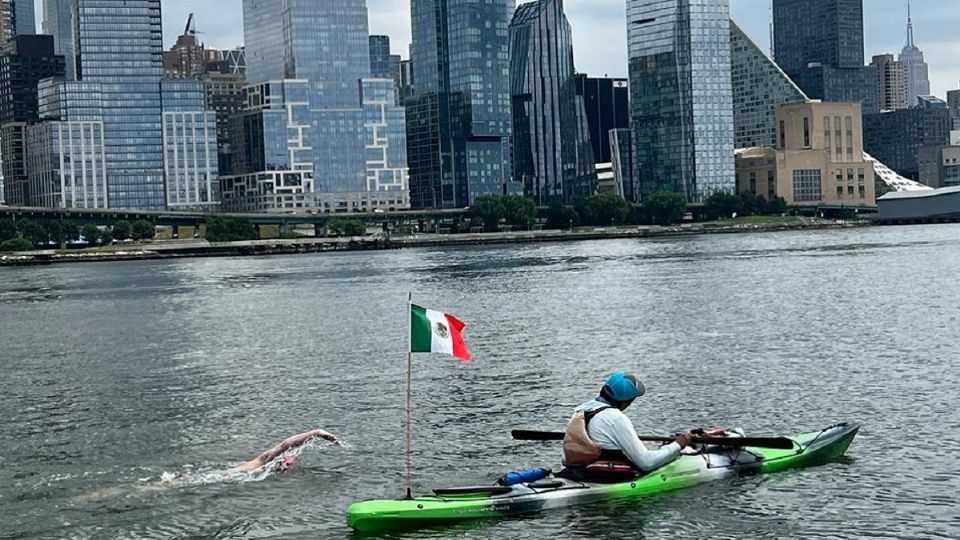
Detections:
[26, 0, 952, 99]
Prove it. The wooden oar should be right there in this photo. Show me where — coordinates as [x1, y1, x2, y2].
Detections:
[510, 430, 795, 450]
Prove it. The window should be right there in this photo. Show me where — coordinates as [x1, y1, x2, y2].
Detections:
[793, 169, 822, 202]
[824, 115, 831, 150]
[837, 186, 844, 199]
[859, 186, 866, 199]
[858, 168, 865, 185]
[749, 171, 757, 193]
[779, 120, 785, 149]
[803, 117, 810, 147]
[768, 171, 776, 199]
[845, 116, 854, 159]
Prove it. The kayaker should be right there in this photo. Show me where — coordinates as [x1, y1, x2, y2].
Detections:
[560, 372, 693, 479]
[228, 428, 339, 473]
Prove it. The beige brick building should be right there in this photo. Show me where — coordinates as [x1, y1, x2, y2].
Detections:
[736, 101, 877, 208]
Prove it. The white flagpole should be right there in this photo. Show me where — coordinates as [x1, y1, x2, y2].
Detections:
[405, 292, 413, 499]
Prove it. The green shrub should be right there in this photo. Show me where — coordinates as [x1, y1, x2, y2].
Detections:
[205, 217, 258, 242]
[0, 237, 34, 252]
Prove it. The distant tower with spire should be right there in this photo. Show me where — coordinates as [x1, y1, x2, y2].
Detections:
[899, 1, 930, 107]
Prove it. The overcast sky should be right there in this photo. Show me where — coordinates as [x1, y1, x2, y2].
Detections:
[39, 0, 960, 98]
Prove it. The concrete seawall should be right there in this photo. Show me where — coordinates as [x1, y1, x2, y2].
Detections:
[0, 220, 869, 267]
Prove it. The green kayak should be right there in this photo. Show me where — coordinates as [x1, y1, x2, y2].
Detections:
[346, 422, 858, 534]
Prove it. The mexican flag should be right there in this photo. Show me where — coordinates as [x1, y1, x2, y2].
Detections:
[410, 304, 471, 360]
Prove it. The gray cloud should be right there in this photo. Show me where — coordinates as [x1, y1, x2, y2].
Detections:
[38, 0, 959, 97]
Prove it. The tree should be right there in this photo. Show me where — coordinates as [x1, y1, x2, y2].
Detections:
[205, 217, 258, 242]
[81, 224, 101, 245]
[581, 193, 630, 226]
[467, 195, 505, 232]
[703, 193, 744, 221]
[0, 237, 34, 252]
[739, 192, 766, 216]
[500, 195, 537, 229]
[63, 221, 80, 242]
[542, 203, 579, 230]
[0, 219, 17, 242]
[112, 221, 132, 240]
[17, 220, 47, 246]
[328, 218, 366, 237]
[766, 196, 788, 215]
[46, 221, 66, 247]
[644, 191, 687, 225]
[98, 229, 114, 245]
[131, 220, 156, 241]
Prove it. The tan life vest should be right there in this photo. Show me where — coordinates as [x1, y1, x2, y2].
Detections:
[562, 406, 612, 466]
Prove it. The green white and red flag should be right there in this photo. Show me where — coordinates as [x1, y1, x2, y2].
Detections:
[410, 304, 471, 361]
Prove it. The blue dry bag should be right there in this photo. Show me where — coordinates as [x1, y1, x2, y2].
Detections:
[497, 467, 552, 486]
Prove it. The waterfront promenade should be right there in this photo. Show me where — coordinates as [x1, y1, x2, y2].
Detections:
[0, 218, 868, 266]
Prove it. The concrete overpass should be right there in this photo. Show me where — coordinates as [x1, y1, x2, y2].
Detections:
[0, 205, 470, 228]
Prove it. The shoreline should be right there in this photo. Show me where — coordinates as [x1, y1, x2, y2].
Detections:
[0, 219, 870, 267]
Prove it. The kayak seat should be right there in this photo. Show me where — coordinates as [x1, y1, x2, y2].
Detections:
[556, 461, 644, 484]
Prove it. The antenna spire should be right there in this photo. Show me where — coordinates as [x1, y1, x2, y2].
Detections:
[906, 1, 914, 47]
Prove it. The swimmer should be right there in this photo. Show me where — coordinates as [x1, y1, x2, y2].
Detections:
[74, 428, 339, 503]
[228, 428, 339, 473]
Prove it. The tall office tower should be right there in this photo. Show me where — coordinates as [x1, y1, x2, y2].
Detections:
[227, 0, 408, 213]
[369, 35, 401, 88]
[730, 20, 808, 149]
[627, 0, 735, 203]
[0, 35, 65, 206]
[39, 0, 165, 209]
[0, 0, 35, 41]
[509, 0, 595, 205]
[899, 3, 929, 108]
[772, 0, 877, 114]
[870, 54, 908, 111]
[160, 79, 219, 211]
[408, 0, 514, 208]
[244, 0, 369, 109]
[399, 58, 414, 103]
[576, 75, 630, 166]
[947, 88, 960, 130]
[42, 0, 76, 80]
[864, 96, 950, 181]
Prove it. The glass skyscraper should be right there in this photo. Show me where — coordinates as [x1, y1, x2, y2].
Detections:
[627, 0, 735, 203]
[42, 0, 77, 80]
[408, 0, 514, 208]
[509, 0, 595, 205]
[772, 0, 877, 114]
[243, 0, 370, 109]
[730, 20, 808, 149]
[229, 0, 409, 212]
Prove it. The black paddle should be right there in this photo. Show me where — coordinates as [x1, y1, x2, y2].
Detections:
[511, 430, 795, 450]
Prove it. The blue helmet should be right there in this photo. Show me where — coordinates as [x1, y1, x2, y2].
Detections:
[601, 372, 645, 404]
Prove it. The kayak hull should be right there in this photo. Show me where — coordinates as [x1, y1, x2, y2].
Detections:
[346, 422, 859, 534]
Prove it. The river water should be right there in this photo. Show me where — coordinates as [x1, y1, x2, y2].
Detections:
[1, 225, 958, 539]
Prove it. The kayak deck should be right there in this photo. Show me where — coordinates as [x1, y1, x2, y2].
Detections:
[346, 422, 859, 534]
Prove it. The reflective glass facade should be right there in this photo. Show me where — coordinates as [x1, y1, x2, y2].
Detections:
[773, 0, 864, 73]
[509, 0, 595, 205]
[730, 20, 808, 149]
[160, 79, 219, 211]
[71, 0, 166, 210]
[42, 0, 77, 80]
[576, 75, 630, 165]
[772, 0, 876, 114]
[244, 0, 370, 109]
[627, 0, 735, 203]
[236, 0, 408, 211]
[408, 0, 513, 208]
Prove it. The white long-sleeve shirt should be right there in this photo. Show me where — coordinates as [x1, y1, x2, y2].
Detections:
[571, 399, 681, 472]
